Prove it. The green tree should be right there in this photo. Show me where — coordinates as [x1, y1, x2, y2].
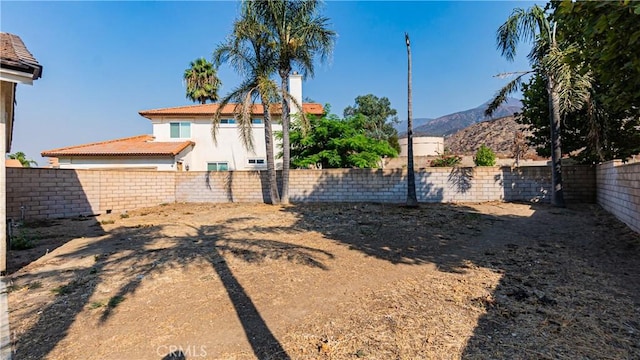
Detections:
[486, 5, 591, 207]
[8, 151, 37, 167]
[247, 0, 336, 204]
[214, 5, 281, 204]
[512, 2, 640, 164]
[184, 58, 221, 104]
[343, 94, 400, 153]
[289, 112, 398, 169]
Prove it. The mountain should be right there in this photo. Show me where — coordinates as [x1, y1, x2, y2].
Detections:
[393, 117, 433, 132]
[443, 114, 539, 158]
[402, 98, 522, 137]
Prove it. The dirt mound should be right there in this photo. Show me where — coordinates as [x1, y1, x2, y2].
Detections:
[444, 115, 539, 158]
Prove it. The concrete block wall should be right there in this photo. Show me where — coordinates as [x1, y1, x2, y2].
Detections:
[6, 165, 597, 219]
[175, 171, 268, 203]
[6, 168, 175, 219]
[596, 160, 640, 233]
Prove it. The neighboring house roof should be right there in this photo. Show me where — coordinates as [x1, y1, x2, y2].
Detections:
[0, 32, 42, 80]
[139, 103, 324, 118]
[41, 135, 194, 157]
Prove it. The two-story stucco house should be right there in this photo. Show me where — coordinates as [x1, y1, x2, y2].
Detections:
[42, 74, 323, 171]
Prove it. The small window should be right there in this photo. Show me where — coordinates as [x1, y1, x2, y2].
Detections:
[248, 158, 266, 165]
[170, 122, 191, 138]
[220, 119, 236, 124]
[207, 162, 229, 171]
[251, 118, 263, 125]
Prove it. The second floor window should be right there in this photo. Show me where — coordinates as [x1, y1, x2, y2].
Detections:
[170, 122, 191, 138]
[220, 119, 237, 124]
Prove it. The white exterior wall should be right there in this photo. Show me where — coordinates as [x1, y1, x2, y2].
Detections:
[399, 136, 444, 157]
[57, 157, 174, 171]
[289, 73, 302, 115]
[151, 118, 283, 171]
[55, 147, 192, 171]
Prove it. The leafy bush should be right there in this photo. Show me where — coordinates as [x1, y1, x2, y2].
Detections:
[474, 145, 497, 166]
[430, 150, 462, 167]
[10, 230, 35, 250]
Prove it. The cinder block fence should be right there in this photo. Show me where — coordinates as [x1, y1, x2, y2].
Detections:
[596, 160, 640, 233]
[7, 165, 596, 219]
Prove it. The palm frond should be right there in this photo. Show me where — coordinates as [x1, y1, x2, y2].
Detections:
[542, 44, 592, 115]
[486, 72, 531, 117]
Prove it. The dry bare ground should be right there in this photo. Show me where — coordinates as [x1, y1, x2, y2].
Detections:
[5, 202, 640, 360]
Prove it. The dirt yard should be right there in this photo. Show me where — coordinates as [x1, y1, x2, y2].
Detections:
[5, 202, 640, 359]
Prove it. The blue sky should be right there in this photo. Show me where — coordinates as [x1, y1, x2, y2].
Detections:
[1, 1, 536, 165]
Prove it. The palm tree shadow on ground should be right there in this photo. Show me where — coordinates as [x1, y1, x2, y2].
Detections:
[12, 216, 333, 360]
[280, 201, 640, 358]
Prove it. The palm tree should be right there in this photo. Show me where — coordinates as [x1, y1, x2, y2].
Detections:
[405, 33, 418, 207]
[486, 5, 591, 207]
[214, 4, 281, 204]
[8, 151, 37, 167]
[247, 0, 336, 204]
[184, 58, 221, 104]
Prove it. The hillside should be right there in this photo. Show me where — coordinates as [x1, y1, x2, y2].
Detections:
[444, 115, 538, 158]
[408, 98, 522, 136]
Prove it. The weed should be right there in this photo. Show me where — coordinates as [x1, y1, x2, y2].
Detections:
[10, 230, 35, 250]
[5, 284, 23, 293]
[100, 219, 115, 225]
[27, 281, 42, 290]
[120, 213, 129, 219]
[89, 267, 98, 275]
[51, 284, 73, 296]
[89, 301, 105, 309]
[430, 149, 462, 167]
[107, 296, 125, 308]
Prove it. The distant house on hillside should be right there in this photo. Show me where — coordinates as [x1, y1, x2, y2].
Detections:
[42, 74, 324, 171]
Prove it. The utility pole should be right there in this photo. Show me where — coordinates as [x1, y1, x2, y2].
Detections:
[406, 33, 418, 207]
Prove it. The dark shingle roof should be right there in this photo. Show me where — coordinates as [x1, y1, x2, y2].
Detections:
[1, 32, 42, 79]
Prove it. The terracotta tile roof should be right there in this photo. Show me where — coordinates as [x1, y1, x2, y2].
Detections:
[0, 32, 42, 79]
[41, 135, 194, 157]
[139, 103, 324, 118]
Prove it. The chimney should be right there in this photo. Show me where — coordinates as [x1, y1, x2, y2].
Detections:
[288, 72, 303, 115]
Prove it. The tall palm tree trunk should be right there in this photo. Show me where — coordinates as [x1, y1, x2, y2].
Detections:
[406, 33, 418, 207]
[262, 99, 281, 205]
[280, 73, 291, 204]
[547, 75, 565, 207]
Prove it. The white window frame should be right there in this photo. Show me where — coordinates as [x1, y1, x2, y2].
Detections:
[169, 122, 191, 139]
[207, 161, 229, 172]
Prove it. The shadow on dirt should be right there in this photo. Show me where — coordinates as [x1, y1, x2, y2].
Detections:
[280, 201, 640, 358]
[9, 199, 640, 359]
[11, 215, 333, 360]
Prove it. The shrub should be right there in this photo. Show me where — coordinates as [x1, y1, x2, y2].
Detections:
[474, 145, 497, 166]
[430, 150, 462, 167]
[10, 230, 35, 250]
